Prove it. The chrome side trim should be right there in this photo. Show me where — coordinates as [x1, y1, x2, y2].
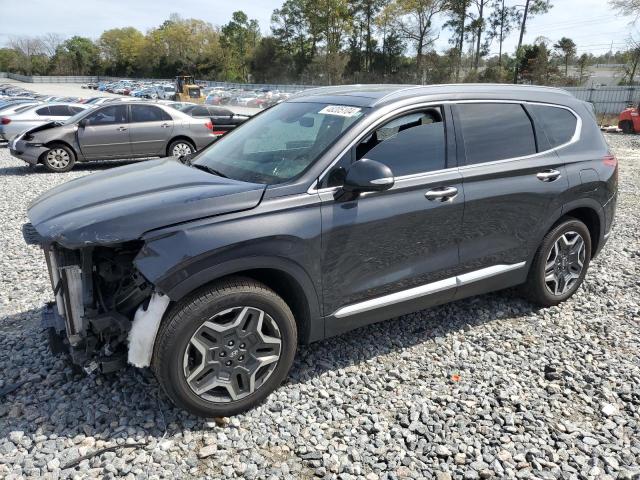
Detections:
[457, 262, 526, 284]
[334, 278, 457, 318]
[333, 262, 526, 318]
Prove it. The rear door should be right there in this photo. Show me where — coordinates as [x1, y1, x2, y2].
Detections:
[452, 102, 570, 289]
[77, 104, 131, 159]
[128, 104, 174, 156]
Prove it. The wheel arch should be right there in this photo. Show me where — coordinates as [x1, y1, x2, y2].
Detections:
[154, 256, 323, 344]
[40, 140, 78, 163]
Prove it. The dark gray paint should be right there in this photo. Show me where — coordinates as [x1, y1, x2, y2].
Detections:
[27, 84, 618, 344]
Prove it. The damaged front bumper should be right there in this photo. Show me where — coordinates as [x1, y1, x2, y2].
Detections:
[25, 223, 168, 373]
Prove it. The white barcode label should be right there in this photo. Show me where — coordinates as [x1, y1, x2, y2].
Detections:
[318, 105, 362, 117]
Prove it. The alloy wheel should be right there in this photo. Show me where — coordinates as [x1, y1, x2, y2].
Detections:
[172, 143, 193, 156]
[46, 148, 70, 169]
[544, 231, 586, 296]
[183, 306, 282, 402]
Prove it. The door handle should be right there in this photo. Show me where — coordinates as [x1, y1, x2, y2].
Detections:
[425, 186, 458, 201]
[117, 126, 127, 131]
[160, 123, 170, 128]
[536, 169, 561, 182]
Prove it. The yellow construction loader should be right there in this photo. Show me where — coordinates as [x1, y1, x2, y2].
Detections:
[174, 75, 204, 104]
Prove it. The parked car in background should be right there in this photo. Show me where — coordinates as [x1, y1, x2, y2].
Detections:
[10, 101, 220, 171]
[0, 102, 41, 116]
[0, 103, 90, 141]
[179, 104, 249, 136]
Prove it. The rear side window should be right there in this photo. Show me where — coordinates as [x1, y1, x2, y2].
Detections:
[209, 107, 232, 116]
[456, 103, 536, 165]
[526, 104, 577, 148]
[48, 105, 72, 116]
[35, 106, 51, 116]
[191, 106, 209, 117]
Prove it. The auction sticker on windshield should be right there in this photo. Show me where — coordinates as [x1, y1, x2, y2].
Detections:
[318, 105, 362, 117]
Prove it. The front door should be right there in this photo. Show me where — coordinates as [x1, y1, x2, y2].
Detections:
[128, 104, 174, 156]
[78, 104, 131, 159]
[320, 106, 464, 334]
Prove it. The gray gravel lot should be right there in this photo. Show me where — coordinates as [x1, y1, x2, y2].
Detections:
[0, 134, 639, 480]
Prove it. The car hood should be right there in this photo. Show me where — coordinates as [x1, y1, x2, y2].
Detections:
[28, 158, 266, 248]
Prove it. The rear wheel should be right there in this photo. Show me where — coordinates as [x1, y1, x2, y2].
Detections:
[152, 277, 297, 417]
[524, 218, 591, 307]
[619, 120, 634, 134]
[42, 144, 76, 172]
[167, 139, 195, 158]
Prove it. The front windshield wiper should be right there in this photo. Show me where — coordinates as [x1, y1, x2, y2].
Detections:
[191, 163, 228, 178]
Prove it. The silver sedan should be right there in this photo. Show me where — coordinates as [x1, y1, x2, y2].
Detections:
[0, 103, 90, 141]
[9, 101, 223, 172]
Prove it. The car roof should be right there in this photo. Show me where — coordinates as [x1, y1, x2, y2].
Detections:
[286, 84, 578, 108]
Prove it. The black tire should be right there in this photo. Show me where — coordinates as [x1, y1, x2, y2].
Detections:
[41, 143, 76, 172]
[166, 139, 195, 158]
[152, 277, 297, 417]
[619, 120, 634, 134]
[524, 218, 592, 307]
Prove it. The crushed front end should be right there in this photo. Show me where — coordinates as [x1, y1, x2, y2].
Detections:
[24, 223, 153, 373]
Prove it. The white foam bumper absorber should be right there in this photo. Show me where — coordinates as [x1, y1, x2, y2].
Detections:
[128, 292, 171, 368]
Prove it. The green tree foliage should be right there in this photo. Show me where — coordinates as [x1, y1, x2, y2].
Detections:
[221, 11, 261, 81]
[99, 28, 146, 76]
[51, 36, 100, 75]
[553, 37, 576, 77]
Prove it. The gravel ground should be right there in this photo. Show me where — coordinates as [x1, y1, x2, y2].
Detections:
[0, 134, 639, 480]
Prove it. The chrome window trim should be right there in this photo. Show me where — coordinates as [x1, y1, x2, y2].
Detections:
[333, 262, 526, 318]
[307, 100, 581, 194]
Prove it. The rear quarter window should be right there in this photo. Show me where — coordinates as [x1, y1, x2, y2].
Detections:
[526, 104, 578, 149]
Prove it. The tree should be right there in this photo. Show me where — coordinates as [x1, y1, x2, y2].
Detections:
[51, 36, 99, 75]
[221, 11, 261, 81]
[444, 0, 472, 80]
[621, 42, 640, 85]
[513, 0, 552, 83]
[610, 0, 640, 19]
[553, 37, 576, 76]
[577, 53, 590, 84]
[99, 28, 146, 76]
[384, 0, 448, 83]
[271, 0, 313, 77]
[470, 0, 490, 70]
[487, 0, 519, 68]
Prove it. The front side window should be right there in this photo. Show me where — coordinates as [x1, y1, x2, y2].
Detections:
[355, 107, 446, 177]
[85, 105, 128, 126]
[456, 103, 537, 165]
[527, 104, 577, 149]
[193, 102, 365, 184]
[131, 105, 170, 123]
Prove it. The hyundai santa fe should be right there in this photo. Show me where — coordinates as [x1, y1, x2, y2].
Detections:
[23, 84, 618, 417]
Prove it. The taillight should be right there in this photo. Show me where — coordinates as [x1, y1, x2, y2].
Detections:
[603, 154, 617, 167]
[1, 117, 10, 125]
[204, 121, 213, 130]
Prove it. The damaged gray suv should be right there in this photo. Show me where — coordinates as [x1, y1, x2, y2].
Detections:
[24, 85, 618, 417]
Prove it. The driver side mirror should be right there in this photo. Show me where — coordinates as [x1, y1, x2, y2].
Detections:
[343, 158, 394, 193]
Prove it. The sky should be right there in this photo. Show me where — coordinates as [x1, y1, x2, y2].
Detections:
[0, 0, 637, 57]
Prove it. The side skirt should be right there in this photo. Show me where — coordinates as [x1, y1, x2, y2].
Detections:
[323, 262, 527, 338]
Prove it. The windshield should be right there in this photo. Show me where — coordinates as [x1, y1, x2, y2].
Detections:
[62, 106, 95, 125]
[193, 102, 365, 184]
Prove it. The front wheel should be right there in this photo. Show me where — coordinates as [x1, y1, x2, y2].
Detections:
[524, 218, 592, 307]
[152, 277, 297, 417]
[41, 144, 76, 172]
